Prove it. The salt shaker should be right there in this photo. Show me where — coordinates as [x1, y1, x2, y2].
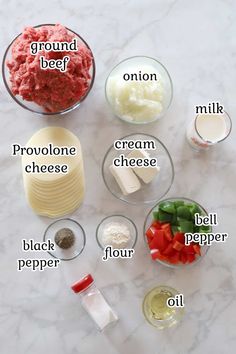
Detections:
[71, 274, 118, 331]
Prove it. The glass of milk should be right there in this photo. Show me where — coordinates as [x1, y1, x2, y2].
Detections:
[186, 112, 232, 151]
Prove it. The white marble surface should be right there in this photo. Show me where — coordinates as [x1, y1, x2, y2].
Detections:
[0, 1, 236, 353]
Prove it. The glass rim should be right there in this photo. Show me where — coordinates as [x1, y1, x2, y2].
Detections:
[95, 214, 138, 250]
[143, 197, 211, 269]
[104, 55, 173, 125]
[43, 217, 86, 261]
[194, 111, 232, 144]
[101, 133, 175, 205]
[2, 23, 96, 116]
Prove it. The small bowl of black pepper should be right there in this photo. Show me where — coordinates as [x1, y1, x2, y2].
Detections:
[44, 218, 86, 261]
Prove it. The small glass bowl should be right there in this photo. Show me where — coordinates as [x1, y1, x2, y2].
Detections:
[2, 24, 95, 115]
[144, 197, 211, 268]
[105, 56, 173, 124]
[96, 215, 138, 250]
[43, 218, 86, 261]
[102, 133, 174, 205]
[142, 285, 184, 329]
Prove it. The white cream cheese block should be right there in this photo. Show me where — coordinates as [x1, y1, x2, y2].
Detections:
[109, 165, 141, 195]
[127, 149, 160, 183]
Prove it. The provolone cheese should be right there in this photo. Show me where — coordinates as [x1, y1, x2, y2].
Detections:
[22, 127, 85, 218]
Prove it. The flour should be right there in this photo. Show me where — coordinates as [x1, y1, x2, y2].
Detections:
[101, 222, 131, 248]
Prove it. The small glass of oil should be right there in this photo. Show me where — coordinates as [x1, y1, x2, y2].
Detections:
[142, 285, 184, 329]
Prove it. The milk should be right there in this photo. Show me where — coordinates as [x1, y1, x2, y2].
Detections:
[186, 113, 229, 150]
[196, 114, 227, 143]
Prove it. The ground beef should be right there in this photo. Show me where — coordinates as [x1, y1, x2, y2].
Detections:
[7, 24, 93, 112]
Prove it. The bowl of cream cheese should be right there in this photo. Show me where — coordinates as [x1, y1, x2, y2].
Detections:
[102, 133, 174, 205]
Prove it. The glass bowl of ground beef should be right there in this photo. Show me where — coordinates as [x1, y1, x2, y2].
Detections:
[2, 24, 95, 115]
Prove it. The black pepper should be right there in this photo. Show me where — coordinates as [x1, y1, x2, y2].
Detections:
[55, 228, 75, 249]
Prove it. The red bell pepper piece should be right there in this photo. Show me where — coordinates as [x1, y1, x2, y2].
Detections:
[150, 249, 168, 262]
[150, 249, 160, 260]
[182, 244, 195, 254]
[162, 243, 174, 256]
[168, 250, 180, 264]
[173, 240, 184, 251]
[187, 253, 196, 263]
[151, 221, 162, 229]
[180, 252, 188, 264]
[146, 226, 158, 242]
[149, 237, 159, 250]
[173, 232, 185, 244]
[161, 223, 173, 241]
[156, 253, 169, 262]
[155, 230, 169, 251]
[160, 222, 170, 227]
[193, 244, 201, 256]
[146, 232, 153, 243]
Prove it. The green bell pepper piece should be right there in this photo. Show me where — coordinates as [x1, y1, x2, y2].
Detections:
[158, 209, 173, 222]
[179, 220, 194, 233]
[174, 200, 185, 208]
[159, 201, 176, 214]
[153, 210, 160, 221]
[177, 206, 192, 220]
[199, 225, 211, 233]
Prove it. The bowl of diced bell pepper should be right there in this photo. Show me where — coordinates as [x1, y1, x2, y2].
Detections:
[144, 197, 211, 268]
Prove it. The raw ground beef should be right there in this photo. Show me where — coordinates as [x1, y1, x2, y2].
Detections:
[7, 24, 93, 112]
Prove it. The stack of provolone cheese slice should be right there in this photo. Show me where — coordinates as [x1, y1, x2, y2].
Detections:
[22, 127, 85, 218]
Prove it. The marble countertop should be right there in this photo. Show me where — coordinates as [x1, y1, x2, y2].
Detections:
[0, 1, 235, 353]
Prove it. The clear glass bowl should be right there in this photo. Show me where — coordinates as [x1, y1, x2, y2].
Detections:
[102, 133, 174, 205]
[142, 285, 184, 329]
[2, 24, 95, 115]
[144, 197, 211, 268]
[96, 215, 137, 250]
[105, 56, 173, 124]
[43, 218, 86, 261]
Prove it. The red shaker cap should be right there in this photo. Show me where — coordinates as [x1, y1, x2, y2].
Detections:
[71, 274, 94, 293]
